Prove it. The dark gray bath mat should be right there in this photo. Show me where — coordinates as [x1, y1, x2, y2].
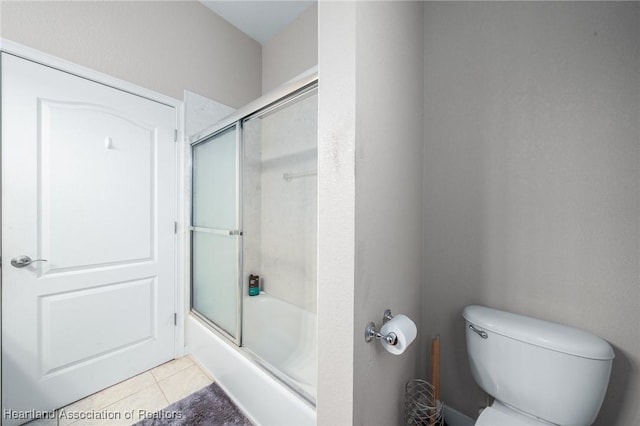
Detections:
[134, 382, 253, 426]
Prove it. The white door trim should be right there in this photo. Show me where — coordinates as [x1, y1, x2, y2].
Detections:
[0, 39, 180, 108]
[0, 40, 187, 388]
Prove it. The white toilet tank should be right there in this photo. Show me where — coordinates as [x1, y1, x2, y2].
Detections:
[463, 305, 614, 426]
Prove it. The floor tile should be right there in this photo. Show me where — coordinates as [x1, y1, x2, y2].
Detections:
[157, 364, 213, 404]
[58, 372, 156, 426]
[48, 357, 212, 426]
[25, 416, 57, 426]
[65, 384, 169, 426]
[150, 356, 194, 382]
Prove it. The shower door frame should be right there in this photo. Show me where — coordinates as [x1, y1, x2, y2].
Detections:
[187, 72, 318, 348]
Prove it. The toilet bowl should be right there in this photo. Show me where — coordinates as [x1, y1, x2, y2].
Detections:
[463, 305, 614, 426]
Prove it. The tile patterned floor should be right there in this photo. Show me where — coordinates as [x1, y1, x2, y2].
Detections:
[28, 356, 213, 426]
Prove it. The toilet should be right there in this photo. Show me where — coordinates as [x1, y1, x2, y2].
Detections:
[463, 305, 614, 426]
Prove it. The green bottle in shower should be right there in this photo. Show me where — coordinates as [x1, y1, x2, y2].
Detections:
[249, 274, 260, 296]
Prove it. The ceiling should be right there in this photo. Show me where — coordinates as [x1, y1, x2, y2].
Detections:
[200, 1, 316, 45]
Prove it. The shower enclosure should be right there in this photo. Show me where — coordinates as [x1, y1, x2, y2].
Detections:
[190, 75, 318, 404]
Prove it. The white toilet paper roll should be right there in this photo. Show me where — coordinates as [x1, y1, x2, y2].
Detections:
[380, 314, 417, 355]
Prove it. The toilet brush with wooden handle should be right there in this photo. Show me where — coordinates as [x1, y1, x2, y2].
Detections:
[431, 335, 441, 425]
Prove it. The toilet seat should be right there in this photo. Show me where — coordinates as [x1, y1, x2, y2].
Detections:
[476, 401, 553, 426]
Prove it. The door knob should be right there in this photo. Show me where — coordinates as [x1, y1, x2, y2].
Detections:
[10, 255, 48, 268]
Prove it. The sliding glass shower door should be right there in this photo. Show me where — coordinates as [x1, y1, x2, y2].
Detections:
[191, 124, 242, 342]
[189, 75, 318, 403]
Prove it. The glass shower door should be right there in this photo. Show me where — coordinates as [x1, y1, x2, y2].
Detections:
[191, 124, 241, 342]
[241, 86, 318, 402]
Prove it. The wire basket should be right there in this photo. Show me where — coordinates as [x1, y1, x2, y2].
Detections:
[404, 379, 444, 426]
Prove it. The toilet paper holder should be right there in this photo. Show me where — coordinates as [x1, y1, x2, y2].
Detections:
[365, 309, 398, 345]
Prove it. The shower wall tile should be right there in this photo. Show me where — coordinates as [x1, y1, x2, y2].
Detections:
[259, 93, 317, 313]
[184, 90, 234, 140]
[242, 118, 263, 299]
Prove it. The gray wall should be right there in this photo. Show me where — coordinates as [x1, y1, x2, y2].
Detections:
[422, 2, 640, 425]
[353, 2, 424, 425]
[0, 1, 261, 106]
[261, 3, 317, 93]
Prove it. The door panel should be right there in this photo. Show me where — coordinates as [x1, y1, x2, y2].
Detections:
[40, 277, 156, 376]
[1, 53, 176, 423]
[41, 100, 155, 270]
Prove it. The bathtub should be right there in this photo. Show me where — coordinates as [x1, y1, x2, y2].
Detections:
[243, 292, 317, 402]
[185, 292, 316, 426]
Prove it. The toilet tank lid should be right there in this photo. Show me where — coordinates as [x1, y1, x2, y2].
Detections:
[463, 305, 615, 360]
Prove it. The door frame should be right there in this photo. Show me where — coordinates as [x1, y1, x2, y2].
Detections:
[0, 38, 186, 410]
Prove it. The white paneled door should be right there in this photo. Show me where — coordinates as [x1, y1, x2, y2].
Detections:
[1, 53, 176, 424]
